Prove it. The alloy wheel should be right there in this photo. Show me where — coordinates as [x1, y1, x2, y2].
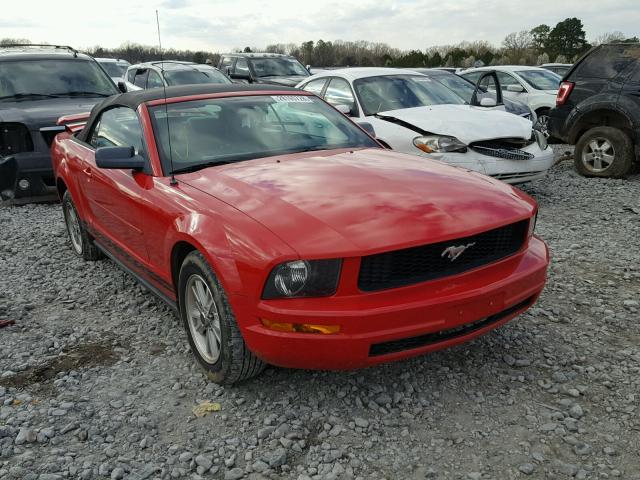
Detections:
[185, 274, 222, 364]
[582, 137, 615, 173]
[64, 203, 83, 254]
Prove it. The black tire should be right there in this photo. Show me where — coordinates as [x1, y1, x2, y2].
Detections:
[178, 251, 265, 385]
[574, 126, 634, 178]
[61, 190, 102, 261]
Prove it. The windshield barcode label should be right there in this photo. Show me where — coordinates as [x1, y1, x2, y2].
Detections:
[271, 95, 313, 103]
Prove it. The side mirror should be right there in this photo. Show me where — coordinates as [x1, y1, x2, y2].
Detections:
[306, 64, 312, 73]
[479, 97, 497, 107]
[40, 125, 68, 146]
[335, 104, 352, 115]
[507, 84, 525, 93]
[117, 80, 127, 93]
[95, 146, 145, 170]
[357, 122, 376, 137]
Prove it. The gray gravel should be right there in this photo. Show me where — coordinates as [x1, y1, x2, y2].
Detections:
[1, 148, 639, 479]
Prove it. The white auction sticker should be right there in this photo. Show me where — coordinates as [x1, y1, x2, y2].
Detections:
[271, 95, 313, 103]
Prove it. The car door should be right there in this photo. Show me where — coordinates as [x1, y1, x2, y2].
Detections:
[84, 106, 151, 262]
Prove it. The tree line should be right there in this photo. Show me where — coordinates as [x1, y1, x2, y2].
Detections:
[2, 17, 637, 68]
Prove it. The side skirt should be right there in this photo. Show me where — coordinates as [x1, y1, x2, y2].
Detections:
[95, 241, 179, 314]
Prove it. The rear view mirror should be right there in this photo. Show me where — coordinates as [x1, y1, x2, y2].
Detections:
[479, 97, 497, 107]
[357, 122, 376, 137]
[95, 146, 145, 170]
[117, 80, 127, 93]
[507, 84, 525, 93]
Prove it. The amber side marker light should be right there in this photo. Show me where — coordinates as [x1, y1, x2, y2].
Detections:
[261, 319, 340, 334]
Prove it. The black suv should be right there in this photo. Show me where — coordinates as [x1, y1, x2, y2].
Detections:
[218, 53, 310, 86]
[0, 45, 118, 202]
[549, 43, 640, 178]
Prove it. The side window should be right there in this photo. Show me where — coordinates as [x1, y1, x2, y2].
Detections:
[89, 107, 146, 157]
[462, 72, 482, 84]
[234, 58, 250, 76]
[496, 72, 518, 90]
[146, 70, 164, 89]
[133, 70, 148, 88]
[324, 78, 357, 114]
[301, 78, 327, 96]
[220, 56, 234, 73]
[127, 69, 136, 83]
[575, 45, 639, 79]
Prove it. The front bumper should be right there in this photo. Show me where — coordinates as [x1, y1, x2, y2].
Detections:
[236, 236, 549, 370]
[0, 152, 57, 203]
[428, 142, 555, 185]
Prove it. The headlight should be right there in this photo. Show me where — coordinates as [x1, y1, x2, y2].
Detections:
[528, 211, 538, 237]
[413, 135, 467, 154]
[533, 129, 548, 150]
[262, 259, 342, 299]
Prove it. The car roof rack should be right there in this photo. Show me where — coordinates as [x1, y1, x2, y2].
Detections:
[0, 44, 79, 57]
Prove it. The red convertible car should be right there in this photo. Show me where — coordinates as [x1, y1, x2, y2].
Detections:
[51, 84, 549, 384]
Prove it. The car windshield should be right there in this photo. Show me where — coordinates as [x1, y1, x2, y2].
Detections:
[250, 57, 309, 78]
[149, 94, 379, 175]
[428, 74, 476, 101]
[99, 62, 128, 78]
[517, 70, 561, 90]
[163, 68, 231, 86]
[0, 59, 118, 100]
[354, 75, 466, 116]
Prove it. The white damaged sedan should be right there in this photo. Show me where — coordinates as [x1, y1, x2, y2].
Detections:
[298, 68, 554, 184]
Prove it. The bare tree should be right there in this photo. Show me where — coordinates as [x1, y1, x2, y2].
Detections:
[592, 31, 625, 45]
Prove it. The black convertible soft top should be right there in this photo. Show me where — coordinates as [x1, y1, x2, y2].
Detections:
[77, 83, 301, 142]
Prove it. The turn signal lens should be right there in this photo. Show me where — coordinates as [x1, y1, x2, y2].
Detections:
[261, 319, 340, 334]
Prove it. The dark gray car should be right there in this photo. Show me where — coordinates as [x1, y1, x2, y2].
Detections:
[0, 45, 118, 202]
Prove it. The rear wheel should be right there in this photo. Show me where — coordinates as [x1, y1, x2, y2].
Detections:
[62, 190, 102, 261]
[178, 251, 265, 384]
[574, 126, 634, 178]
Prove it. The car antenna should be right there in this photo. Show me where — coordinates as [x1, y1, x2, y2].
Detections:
[156, 9, 177, 186]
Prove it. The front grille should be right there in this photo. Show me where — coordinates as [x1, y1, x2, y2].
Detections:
[358, 220, 528, 292]
[369, 296, 535, 356]
[470, 139, 535, 160]
[0, 123, 33, 156]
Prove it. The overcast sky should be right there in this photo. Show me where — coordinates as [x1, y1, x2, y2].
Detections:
[2, 0, 638, 52]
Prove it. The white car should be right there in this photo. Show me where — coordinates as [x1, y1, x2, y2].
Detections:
[460, 66, 561, 136]
[95, 57, 130, 84]
[123, 61, 231, 91]
[297, 68, 554, 184]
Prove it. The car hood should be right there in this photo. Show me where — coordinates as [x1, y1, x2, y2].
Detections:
[0, 97, 102, 129]
[256, 75, 309, 86]
[181, 148, 535, 257]
[375, 104, 533, 144]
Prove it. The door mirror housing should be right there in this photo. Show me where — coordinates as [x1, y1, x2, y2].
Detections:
[95, 146, 146, 170]
[357, 122, 376, 137]
[479, 97, 497, 107]
[507, 84, 525, 93]
[335, 104, 352, 115]
[117, 80, 127, 93]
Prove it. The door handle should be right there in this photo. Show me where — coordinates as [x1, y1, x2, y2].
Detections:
[83, 167, 92, 177]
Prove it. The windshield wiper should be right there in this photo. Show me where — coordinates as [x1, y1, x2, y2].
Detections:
[51, 91, 112, 97]
[0, 93, 59, 101]
[170, 160, 234, 175]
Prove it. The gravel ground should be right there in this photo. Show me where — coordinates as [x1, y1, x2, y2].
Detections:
[1, 147, 639, 480]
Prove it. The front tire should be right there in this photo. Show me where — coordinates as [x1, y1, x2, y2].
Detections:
[574, 126, 634, 178]
[62, 190, 102, 261]
[535, 108, 551, 139]
[178, 251, 265, 385]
